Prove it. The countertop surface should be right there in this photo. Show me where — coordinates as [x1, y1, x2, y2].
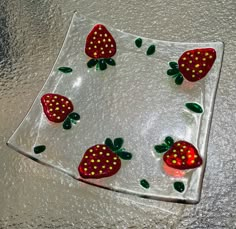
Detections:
[0, 1, 235, 228]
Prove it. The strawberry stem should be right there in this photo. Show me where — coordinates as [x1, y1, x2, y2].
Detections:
[87, 59, 98, 68]
[105, 58, 116, 66]
[98, 59, 107, 71]
[167, 61, 184, 85]
[114, 138, 123, 150]
[169, 62, 178, 69]
[167, 68, 179, 77]
[96, 62, 100, 71]
[155, 136, 175, 154]
[175, 74, 184, 85]
[70, 119, 77, 125]
[68, 112, 80, 121]
[154, 143, 169, 153]
[116, 150, 132, 160]
[105, 138, 116, 151]
[164, 136, 174, 147]
[63, 117, 72, 130]
[104, 138, 132, 160]
[105, 138, 123, 151]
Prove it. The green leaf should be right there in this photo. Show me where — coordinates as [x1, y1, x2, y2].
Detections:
[169, 62, 178, 69]
[135, 38, 142, 48]
[105, 58, 116, 66]
[58, 67, 73, 73]
[140, 179, 150, 189]
[114, 138, 124, 150]
[175, 74, 184, 85]
[185, 103, 203, 113]
[98, 59, 107, 71]
[105, 138, 115, 151]
[34, 145, 46, 154]
[69, 112, 80, 121]
[165, 136, 174, 147]
[154, 144, 169, 153]
[116, 151, 132, 160]
[167, 68, 179, 76]
[63, 118, 72, 130]
[87, 59, 98, 68]
[174, 181, 185, 193]
[146, 45, 155, 56]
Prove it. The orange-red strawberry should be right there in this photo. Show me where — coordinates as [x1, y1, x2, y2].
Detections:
[41, 93, 80, 129]
[167, 48, 216, 85]
[85, 24, 116, 70]
[78, 138, 132, 179]
[154, 136, 202, 170]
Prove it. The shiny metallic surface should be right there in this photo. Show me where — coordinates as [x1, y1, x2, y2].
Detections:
[0, 1, 235, 228]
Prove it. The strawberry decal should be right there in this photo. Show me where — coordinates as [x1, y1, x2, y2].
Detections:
[85, 24, 116, 71]
[41, 93, 80, 130]
[154, 136, 202, 170]
[78, 138, 132, 179]
[167, 48, 216, 85]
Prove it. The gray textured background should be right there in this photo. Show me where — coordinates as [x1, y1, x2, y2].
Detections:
[0, 0, 235, 228]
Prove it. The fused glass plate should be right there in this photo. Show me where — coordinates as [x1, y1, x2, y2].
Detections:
[7, 13, 224, 204]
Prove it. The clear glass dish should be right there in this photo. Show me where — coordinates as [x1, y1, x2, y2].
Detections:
[7, 13, 224, 204]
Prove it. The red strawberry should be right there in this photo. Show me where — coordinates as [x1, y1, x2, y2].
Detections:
[167, 48, 216, 85]
[85, 24, 116, 70]
[154, 136, 202, 170]
[78, 138, 132, 179]
[41, 93, 80, 130]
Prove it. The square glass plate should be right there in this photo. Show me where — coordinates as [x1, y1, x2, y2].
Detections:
[7, 13, 224, 204]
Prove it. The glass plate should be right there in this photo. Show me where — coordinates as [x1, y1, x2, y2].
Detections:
[7, 13, 224, 204]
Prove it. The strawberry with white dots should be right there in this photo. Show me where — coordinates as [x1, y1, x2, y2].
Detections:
[167, 48, 216, 85]
[41, 93, 80, 130]
[85, 24, 117, 71]
[78, 138, 132, 179]
[154, 136, 202, 170]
